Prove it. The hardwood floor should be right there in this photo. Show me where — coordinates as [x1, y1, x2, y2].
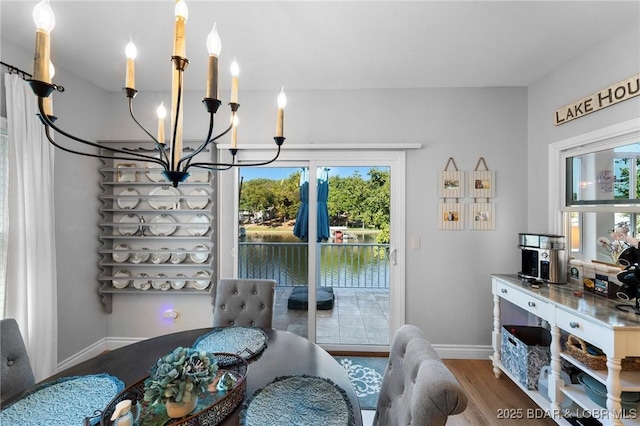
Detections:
[443, 359, 557, 425]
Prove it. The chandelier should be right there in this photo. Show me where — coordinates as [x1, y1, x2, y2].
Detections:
[28, 0, 286, 187]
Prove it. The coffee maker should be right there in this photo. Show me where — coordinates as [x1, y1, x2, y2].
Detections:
[518, 233, 567, 284]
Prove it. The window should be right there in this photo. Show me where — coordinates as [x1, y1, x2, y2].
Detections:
[554, 120, 640, 264]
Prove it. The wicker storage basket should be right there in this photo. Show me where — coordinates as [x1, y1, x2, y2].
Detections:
[565, 334, 640, 371]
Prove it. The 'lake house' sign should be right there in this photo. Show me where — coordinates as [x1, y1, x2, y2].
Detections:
[554, 74, 640, 125]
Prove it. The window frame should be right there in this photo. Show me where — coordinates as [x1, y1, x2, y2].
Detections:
[549, 118, 640, 258]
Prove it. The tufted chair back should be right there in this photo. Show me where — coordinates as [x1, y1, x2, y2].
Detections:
[210, 279, 276, 328]
[373, 324, 468, 426]
[1, 318, 35, 403]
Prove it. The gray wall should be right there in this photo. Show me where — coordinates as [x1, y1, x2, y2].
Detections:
[99, 85, 528, 346]
[527, 23, 640, 232]
[1, 39, 108, 362]
[1, 18, 638, 364]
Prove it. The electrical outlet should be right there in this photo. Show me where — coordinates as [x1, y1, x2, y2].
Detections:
[163, 309, 180, 322]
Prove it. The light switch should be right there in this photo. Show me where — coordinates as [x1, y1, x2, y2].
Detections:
[411, 237, 421, 250]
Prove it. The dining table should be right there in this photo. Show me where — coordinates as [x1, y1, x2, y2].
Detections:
[2, 327, 362, 425]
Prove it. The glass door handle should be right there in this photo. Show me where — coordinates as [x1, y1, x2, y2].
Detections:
[390, 248, 397, 265]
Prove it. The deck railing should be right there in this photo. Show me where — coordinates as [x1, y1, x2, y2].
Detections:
[238, 242, 390, 288]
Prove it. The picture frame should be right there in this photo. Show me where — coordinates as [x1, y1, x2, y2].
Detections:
[469, 202, 495, 230]
[469, 170, 495, 199]
[438, 202, 464, 230]
[439, 170, 464, 199]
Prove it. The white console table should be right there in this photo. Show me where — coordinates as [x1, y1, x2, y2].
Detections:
[492, 274, 640, 426]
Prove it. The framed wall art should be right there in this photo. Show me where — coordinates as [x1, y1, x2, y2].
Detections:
[468, 157, 495, 199]
[439, 157, 464, 199]
[438, 202, 464, 230]
[469, 202, 495, 230]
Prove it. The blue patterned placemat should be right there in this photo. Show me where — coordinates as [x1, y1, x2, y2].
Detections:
[0, 373, 124, 425]
[240, 375, 355, 426]
[193, 326, 268, 360]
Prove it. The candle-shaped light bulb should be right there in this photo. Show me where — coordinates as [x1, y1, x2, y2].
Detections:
[276, 87, 286, 137]
[206, 23, 221, 56]
[157, 102, 166, 144]
[33, 0, 55, 32]
[32, 0, 55, 83]
[205, 23, 221, 100]
[125, 38, 137, 89]
[173, 0, 188, 58]
[277, 86, 287, 109]
[230, 58, 239, 104]
[175, 0, 188, 20]
[231, 113, 239, 149]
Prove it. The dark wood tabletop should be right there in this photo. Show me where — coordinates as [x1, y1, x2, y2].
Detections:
[7, 328, 362, 425]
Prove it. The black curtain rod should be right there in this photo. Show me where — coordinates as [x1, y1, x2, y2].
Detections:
[1, 61, 32, 79]
[1, 60, 65, 92]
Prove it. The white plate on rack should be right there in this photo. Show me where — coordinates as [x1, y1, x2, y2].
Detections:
[172, 273, 188, 290]
[150, 248, 171, 264]
[116, 163, 137, 183]
[149, 214, 178, 236]
[112, 243, 130, 263]
[148, 185, 180, 210]
[190, 270, 211, 290]
[145, 161, 165, 182]
[189, 244, 209, 264]
[117, 187, 140, 209]
[112, 270, 131, 289]
[133, 273, 151, 290]
[186, 169, 210, 183]
[130, 247, 150, 264]
[188, 214, 210, 236]
[186, 188, 210, 209]
[169, 248, 187, 264]
[117, 214, 141, 236]
[153, 274, 171, 291]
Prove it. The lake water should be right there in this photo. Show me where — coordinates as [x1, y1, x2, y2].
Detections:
[238, 231, 389, 288]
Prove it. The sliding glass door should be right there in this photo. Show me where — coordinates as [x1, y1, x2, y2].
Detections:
[223, 149, 405, 352]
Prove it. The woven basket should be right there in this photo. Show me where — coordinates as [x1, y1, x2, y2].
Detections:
[565, 335, 640, 371]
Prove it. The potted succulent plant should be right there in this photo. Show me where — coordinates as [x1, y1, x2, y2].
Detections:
[143, 346, 218, 418]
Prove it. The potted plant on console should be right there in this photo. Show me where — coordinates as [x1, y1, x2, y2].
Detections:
[143, 346, 218, 418]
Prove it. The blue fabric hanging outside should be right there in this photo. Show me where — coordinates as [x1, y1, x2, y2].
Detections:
[293, 168, 330, 242]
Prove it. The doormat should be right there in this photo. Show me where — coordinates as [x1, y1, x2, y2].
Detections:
[333, 356, 388, 410]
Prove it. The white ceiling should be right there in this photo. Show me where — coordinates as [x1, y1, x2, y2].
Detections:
[1, 1, 639, 93]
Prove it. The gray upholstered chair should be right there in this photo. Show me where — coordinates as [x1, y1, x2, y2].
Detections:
[1, 318, 36, 403]
[373, 324, 468, 426]
[210, 278, 276, 328]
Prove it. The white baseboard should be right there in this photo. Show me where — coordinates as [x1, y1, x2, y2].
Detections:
[433, 344, 493, 360]
[58, 338, 492, 372]
[56, 336, 147, 372]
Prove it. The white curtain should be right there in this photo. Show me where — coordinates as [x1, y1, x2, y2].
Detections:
[4, 73, 58, 381]
[0, 118, 8, 319]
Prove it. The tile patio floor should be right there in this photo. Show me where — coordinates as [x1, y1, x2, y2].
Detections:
[273, 287, 390, 346]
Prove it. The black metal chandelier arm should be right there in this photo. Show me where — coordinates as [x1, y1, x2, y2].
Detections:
[41, 125, 156, 163]
[231, 145, 282, 167]
[185, 162, 235, 172]
[36, 98, 168, 166]
[179, 118, 234, 169]
[186, 144, 282, 171]
[177, 112, 215, 170]
[127, 98, 170, 166]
